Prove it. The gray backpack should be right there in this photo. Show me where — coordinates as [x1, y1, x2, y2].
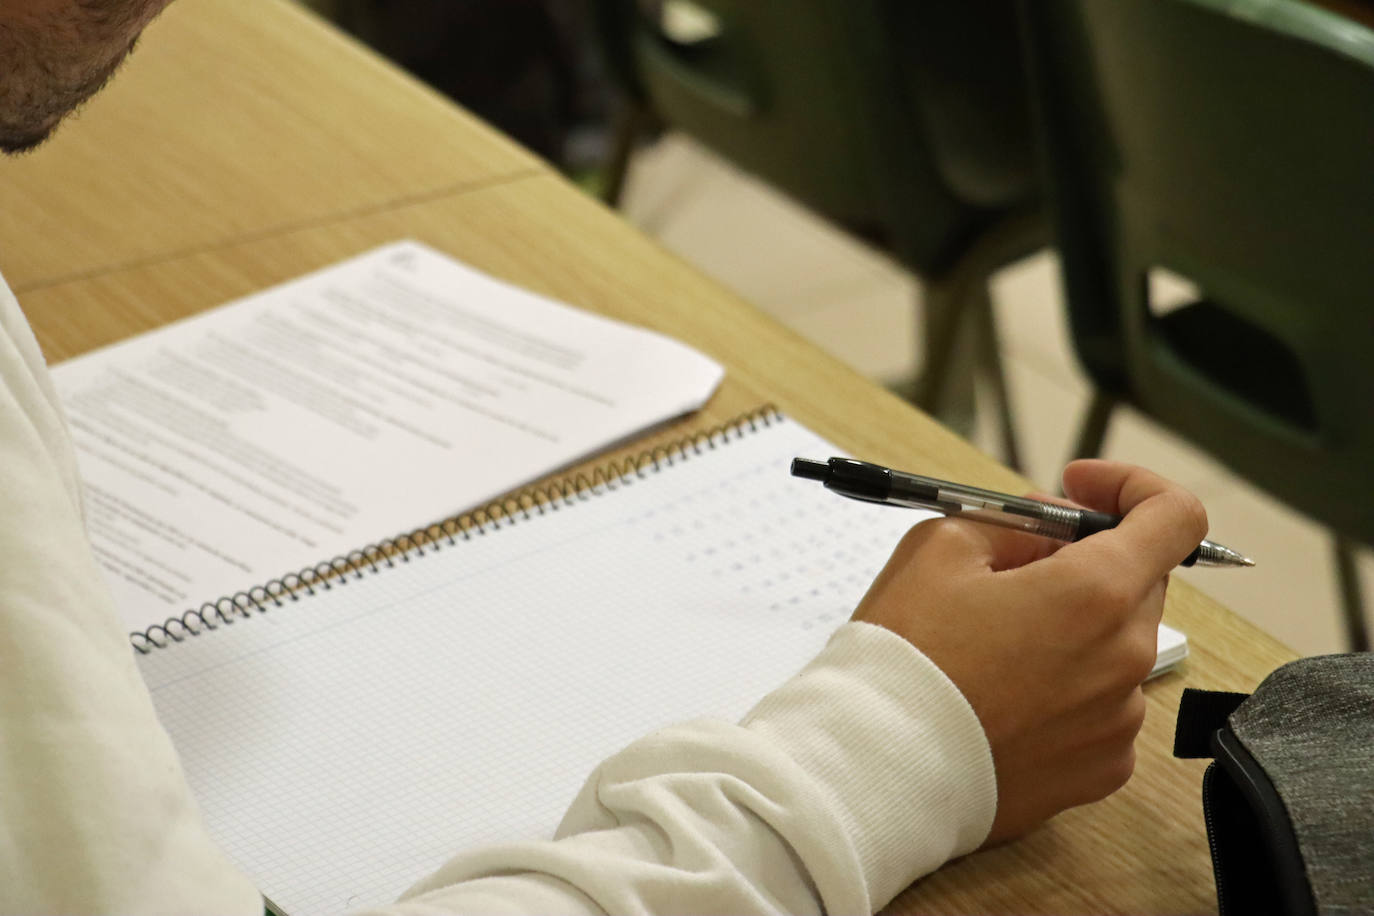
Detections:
[1173, 654, 1374, 915]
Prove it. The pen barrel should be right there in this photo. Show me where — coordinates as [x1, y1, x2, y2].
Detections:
[960, 504, 1114, 543]
[944, 503, 1080, 540]
[1028, 503, 1081, 541]
[809, 458, 1248, 569]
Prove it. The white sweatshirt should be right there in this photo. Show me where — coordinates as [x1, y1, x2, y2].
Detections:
[0, 270, 997, 915]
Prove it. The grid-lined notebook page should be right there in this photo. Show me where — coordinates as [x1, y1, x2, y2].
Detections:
[137, 416, 1186, 915]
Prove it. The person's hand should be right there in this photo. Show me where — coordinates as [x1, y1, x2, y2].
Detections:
[852, 460, 1208, 845]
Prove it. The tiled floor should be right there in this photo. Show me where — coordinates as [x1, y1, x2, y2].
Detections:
[619, 133, 1372, 658]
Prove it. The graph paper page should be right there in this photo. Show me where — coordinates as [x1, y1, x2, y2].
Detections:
[137, 416, 1185, 914]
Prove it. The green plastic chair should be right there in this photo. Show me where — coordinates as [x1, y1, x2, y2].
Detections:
[1020, 0, 1374, 649]
[592, 0, 1045, 467]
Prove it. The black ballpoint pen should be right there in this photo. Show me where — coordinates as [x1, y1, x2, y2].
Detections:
[791, 457, 1255, 569]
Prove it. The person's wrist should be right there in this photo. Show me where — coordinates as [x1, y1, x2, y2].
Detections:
[742, 622, 997, 908]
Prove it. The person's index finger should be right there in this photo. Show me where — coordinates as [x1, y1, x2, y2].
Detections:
[1064, 460, 1208, 531]
[1063, 460, 1176, 515]
[1056, 461, 1210, 588]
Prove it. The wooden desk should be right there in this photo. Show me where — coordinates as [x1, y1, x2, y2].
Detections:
[0, 0, 544, 295]
[2, 2, 1297, 912]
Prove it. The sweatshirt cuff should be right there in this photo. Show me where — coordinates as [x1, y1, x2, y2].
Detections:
[741, 621, 996, 909]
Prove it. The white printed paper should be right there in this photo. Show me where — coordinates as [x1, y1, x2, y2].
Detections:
[53, 241, 723, 632]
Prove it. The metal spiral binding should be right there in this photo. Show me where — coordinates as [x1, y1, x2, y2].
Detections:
[129, 405, 782, 653]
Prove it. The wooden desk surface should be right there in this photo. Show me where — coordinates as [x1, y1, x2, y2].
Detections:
[0, 0, 544, 295]
[3, 2, 1298, 913]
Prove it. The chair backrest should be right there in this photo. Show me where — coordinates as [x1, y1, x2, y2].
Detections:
[1021, 0, 1374, 543]
[593, 0, 1038, 275]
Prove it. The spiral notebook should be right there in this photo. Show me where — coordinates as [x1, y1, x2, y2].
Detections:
[134, 410, 1187, 915]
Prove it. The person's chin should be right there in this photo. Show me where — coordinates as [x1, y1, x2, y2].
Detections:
[0, 132, 51, 155]
[0, 117, 60, 155]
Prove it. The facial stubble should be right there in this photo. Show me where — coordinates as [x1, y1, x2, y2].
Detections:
[0, 15, 143, 154]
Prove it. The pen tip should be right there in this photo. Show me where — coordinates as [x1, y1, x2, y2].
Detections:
[1241, 557, 1256, 567]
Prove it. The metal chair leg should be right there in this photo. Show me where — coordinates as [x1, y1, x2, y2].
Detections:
[602, 102, 651, 208]
[913, 275, 979, 438]
[972, 283, 1022, 471]
[904, 207, 1045, 463]
[1072, 392, 1115, 463]
[1334, 537, 1371, 652]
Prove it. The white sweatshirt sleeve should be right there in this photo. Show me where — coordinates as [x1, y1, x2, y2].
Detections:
[0, 275, 996, 916]
[385, 623, 998, 915]
[0, 283, 263, 915]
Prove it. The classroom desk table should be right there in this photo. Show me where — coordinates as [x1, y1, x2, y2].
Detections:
[0, 0, 544, 295]
[2, 2, 1299, 913]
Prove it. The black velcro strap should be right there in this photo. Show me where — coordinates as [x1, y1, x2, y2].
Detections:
[1173, 688, 1250, 758]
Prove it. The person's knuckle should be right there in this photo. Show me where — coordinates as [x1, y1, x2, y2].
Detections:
[932, 518, 979, 545]
[1093, 694, 1147, 759]
[1104, 746, 1137, 794]
[1103, 652, 1142, 693]
[893, 520, 936, 557]
[1123, 689, 1148, 735]
[910, 518, 980, 555]
[1122, 634, 1158, 684]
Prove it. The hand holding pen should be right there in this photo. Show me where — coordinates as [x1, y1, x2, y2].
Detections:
[831, 459, 1218, 845]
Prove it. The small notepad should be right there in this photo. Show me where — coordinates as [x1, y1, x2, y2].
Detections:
[137, 413, 1187, 915]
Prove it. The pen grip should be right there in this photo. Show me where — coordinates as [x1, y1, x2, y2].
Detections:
[1074, 509, 1121, 540]
[1075, 508, 1201, 567]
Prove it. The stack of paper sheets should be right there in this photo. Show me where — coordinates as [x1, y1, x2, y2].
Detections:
[52, 241, 724, 632]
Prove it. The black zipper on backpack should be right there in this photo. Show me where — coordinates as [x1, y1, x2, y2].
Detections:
[1211, 729, 1317, 916]
[1201, 764, 1235, 915]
